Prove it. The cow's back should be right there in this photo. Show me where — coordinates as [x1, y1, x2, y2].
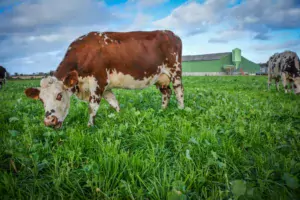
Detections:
[54, 30, 182, 84]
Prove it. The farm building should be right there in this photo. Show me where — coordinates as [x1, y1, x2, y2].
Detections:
[258, 63, 268, 73]
[182, 48, 260, 76]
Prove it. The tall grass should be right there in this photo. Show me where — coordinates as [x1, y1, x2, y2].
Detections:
[0, 76, 299, 199]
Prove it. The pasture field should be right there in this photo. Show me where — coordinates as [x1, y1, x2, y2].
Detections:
[0, 76, 300, 199]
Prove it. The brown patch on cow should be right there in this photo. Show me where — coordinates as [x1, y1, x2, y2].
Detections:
[173, 84, 181, 89]
[96, 98, 101, 104]
[89, 96, 95, 102]
[89, 95, 101, 104]
[71, 85, 79, 93]
[63, 70, 78, 88]
[45, 111, 51, 117]
[53, 30, 182, 86]
[25, 88, 40, 100]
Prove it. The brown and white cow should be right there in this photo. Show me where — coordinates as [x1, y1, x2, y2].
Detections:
[24, 30, 184, 128]
[267, 50, 300, 94]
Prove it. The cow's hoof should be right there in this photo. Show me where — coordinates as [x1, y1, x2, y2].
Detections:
[178, 105, 184, 110]
[87, 123, 94, 127]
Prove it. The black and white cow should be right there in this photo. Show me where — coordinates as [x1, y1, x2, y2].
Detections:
[0, 66, 7, 89]
[267, 51, 300, 94]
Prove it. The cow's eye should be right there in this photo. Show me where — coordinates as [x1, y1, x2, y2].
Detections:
[56, 93, 62, 101]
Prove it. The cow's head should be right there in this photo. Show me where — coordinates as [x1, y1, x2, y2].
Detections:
[24, 71, 78, 128]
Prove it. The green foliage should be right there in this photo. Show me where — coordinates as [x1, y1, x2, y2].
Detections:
[0, 76, 300, 199]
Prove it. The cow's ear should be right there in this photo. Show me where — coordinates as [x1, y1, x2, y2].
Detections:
[63, 70, 78, 88]
[25, 88, 40, 99]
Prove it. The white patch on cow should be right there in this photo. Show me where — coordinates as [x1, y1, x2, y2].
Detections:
[159, 63, 171, 77]
[106, 65, 171, 90]
[106, 69, 154, 89]
[38, 77, 72, 123]
[73, 76, 99, 102]
[103, 34, 109, 45]
[68, 46, 72, 51]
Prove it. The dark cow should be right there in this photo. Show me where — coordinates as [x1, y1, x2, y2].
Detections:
[24, 30, 184, 128]
[267, 50, 300, 94]
[0, 66, 7, 89]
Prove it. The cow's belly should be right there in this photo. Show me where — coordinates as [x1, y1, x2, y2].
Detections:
[107, 71, 160, 89]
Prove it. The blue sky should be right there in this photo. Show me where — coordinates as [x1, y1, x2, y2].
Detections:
[0, 0, 300, 74]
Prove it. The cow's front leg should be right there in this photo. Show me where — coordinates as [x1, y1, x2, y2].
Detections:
[88, 94, 102, 126]
[281, 73, 288, 93]
[276, 80, 280, 91]
[103, 90, 120, 112]
[267, 74, 271, 91]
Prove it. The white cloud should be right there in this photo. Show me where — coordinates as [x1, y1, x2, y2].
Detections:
[153, 0, 300, 38]
[125, 12, 153, 31]
[0, 0, 117, 34]
[252, 39, 300, 51]
[231, 0, 300, 31]
[3, 50, 64, 74]
[208, 29, 254, 43]
[153, 0, 229, 35]
[1, 0, 300, 74]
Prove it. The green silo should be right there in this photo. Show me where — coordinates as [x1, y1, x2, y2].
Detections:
[232, 48, 241, 69]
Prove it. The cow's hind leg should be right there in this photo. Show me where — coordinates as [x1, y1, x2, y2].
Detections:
[159, 86, 172, 109]
[170, 69, 184, 109]
[275, 77, 280, 92]
[103, 90, 120, 112]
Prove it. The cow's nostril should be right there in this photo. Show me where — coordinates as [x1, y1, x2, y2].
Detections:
[51, 118, 55, 123]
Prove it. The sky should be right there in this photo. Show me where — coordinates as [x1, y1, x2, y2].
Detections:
[0, 0, 300, 74]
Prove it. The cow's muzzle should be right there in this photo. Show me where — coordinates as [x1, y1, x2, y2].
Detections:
[44, 115, 62, 128]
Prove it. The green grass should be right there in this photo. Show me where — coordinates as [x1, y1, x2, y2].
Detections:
[0, 76, 300, 199]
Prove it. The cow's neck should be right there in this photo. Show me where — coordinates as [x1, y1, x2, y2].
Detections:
[71, 76, 92, 102]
